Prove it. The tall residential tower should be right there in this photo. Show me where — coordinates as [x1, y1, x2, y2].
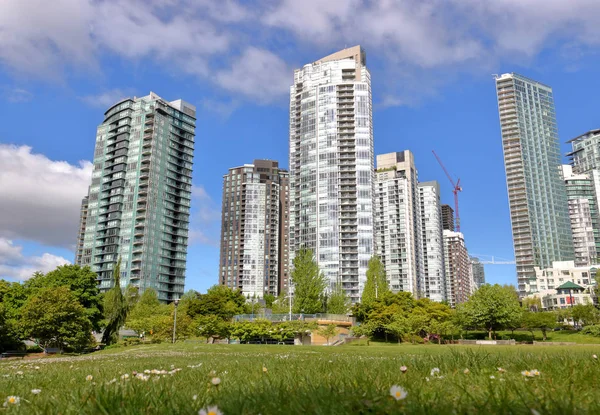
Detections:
[374, 151, 423, 296]
[289, 46, 374, 301]
[495, 73, 573, 295]
[76, 92, 196, 302]
[219, 160, 290, 298]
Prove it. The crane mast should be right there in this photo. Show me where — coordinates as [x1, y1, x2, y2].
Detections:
[432, 150, 463, 232]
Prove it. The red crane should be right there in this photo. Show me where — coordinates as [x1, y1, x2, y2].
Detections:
[432, 150, 463, 232]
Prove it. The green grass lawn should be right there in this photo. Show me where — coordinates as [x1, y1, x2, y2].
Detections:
[2, 343, 600, 414]
[462, 329, 600, 344]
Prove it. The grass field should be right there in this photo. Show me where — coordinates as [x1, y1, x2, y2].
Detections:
[2, 343, 600, 414]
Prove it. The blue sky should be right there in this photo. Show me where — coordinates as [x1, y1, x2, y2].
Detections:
[1, 0, 600, 292]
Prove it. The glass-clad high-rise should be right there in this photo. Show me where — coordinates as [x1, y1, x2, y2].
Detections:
[495, 73, 573, 295]
[76, 92, 196, 302]
[289, 46, 374, 302]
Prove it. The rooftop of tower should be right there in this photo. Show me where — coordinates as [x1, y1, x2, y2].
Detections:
[316, 45, 366, 66]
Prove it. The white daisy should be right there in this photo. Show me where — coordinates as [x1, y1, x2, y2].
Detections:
[198, 405, 223, 415]
[389, 385, 408, 401]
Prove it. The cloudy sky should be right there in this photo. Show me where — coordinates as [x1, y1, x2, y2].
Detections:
[2, 0, 600, 290]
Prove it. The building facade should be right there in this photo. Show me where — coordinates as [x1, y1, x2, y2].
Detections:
[75, 92, 196, 302]
[289, 46, 374, 302]
[562, 165, 600, 266]
[495, 73, 574, 295]
[374, 151, 423, 296]
[443, 230, 472, 307]
[441, 204, 455, 231]
[419, 181, 446, 302]
[470, 256, 485, 289]
[74, 196, 89, 265]
[219, 160, 289, 298]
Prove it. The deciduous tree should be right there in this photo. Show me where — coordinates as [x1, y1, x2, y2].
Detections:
[20, 287, 92, 351]
[361, 256, 388, 307]
[317, 324, 339, 345]
[291, 248, 327, 314]
[326, 279, 350, 315]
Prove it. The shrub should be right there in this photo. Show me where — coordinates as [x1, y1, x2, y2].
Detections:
[581, 325, 600, 337]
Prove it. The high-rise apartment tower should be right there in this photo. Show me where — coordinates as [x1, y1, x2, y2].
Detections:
[76, 92, 196, 302]
[374, 151, 423, 296]
[441, 204, 455, 232]
[443, 230, 473, 307]
[419, 181, 447, 302]
[495, 73, 573, 295]
[219, 160, 290, 298]
[289, 46, 374, 301]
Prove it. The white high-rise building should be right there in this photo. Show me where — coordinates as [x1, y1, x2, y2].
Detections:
[375, 151, 423, 296]
[419, 181, 446, 302]
[289, 46, 374, 302]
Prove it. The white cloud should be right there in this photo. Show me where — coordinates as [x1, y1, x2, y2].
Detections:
[79, 89, 131, 108]
[0, 238, 70, 281]
[0, 145, 92, 247]
[189, 185, 221, 247]
[1, 86, 33, 103]
[200, 98, 240, 118]
[215, 47, 291, 103]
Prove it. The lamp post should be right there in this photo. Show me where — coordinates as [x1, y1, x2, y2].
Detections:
[172, 299, 180, 344]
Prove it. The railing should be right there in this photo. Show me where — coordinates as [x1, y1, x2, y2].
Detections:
[233, 313, 355, 324]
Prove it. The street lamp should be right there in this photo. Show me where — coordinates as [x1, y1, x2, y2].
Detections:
[172, 299, 180, 344]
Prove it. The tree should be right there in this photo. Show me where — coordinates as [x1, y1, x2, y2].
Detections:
[462, 284, 522, 340]
[24, 265, 104, 331]
[317, 324, 339, 345]
[384, 314, 409, 343]
[194, 315, 231, 342]
[126, 288, 169, 335]
[522, 296, 542, 312]
[327, 279, 350, 315]
[0, 303, 22, 352]
[101, 259, 129, 345]
[522, 311, 557, 341]
[361, 256, 389, 307]
[186, 285, 248, 320]
[406, 311, 429, 343]
[572, 304, 600, 327]
[291, 248, 327, 314]
[264, 294, 276, 309]
[20, 287, 92, 351]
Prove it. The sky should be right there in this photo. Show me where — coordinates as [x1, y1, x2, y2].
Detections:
[2, 0, 600, 293]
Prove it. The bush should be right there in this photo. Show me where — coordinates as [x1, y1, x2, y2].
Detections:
[581, 325, 600, 337]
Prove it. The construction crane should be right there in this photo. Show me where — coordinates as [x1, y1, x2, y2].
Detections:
[432, 150, 463, 232]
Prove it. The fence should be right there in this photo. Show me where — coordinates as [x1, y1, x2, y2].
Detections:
[233, 313, 355, 324]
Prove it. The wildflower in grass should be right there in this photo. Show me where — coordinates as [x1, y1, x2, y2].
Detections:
[121, 374, 130, 380]
[593, 354, 598, 359]
[16, 371, 23, 375]
[463, 369, 470, 374]
[262, 366, 268, 373]
[3, 396, 20, 406]
[389, 385, 408, 401]
[521, 370, 534, 378]
[430, 368, 440, 377]
[209, 370, 216, 376]
[497, 368, 506, 373]
[86, 375, 93, 381]
[199, 405, 222, 415]
[34, 366, 40, 370]
[192, 395, 198, 401]
[31, 389, 41, 395]
[490, 375, 496, 379]
[400, 366, 408, 373]
[211, 377, 221, 386]
[531, 369, 540, 377]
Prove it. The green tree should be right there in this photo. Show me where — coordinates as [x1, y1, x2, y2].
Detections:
[522, 311, 556, 341]
[361, 256, 388, 307]
[126, 288, 169, 335]
[0, 303, 22, 352]
[326, 279, 350, 315]
[384, 314, 409, 343]
[571, 304, 600, 327]
[186, 285, 248, 320]
[317, 324, 339, 345]
[194, 314, 230, 342]
[264, 294, 276, 309]
[24, 265, 103, 331]
[20, 287, 92, 351]
[462, 284, 522, 340]
[291, 248, 327, 314]
[406, 311, 429, 343]
[101, 259, 129, 345]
